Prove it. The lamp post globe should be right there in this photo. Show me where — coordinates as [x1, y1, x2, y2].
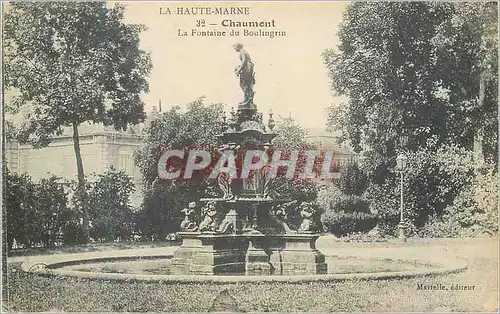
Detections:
[396, 153, 408, 171]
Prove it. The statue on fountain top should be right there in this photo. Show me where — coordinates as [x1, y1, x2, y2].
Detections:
[233, 43, 256, 109]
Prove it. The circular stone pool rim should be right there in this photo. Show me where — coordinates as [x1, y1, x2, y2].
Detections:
[19, 251, 467, 284]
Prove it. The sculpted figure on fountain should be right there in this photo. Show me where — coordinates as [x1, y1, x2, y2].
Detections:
[297, 202, 323, 233]
[218, 207, 237, 234]
[269, 200, 298, 234]
[180, 202, 198, 231]
[198, 201, 219, 232]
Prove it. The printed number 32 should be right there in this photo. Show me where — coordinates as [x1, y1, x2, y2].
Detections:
[196, 20, 206, 27]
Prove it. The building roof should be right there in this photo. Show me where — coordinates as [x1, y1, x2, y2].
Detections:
[303, 127, 353, 156]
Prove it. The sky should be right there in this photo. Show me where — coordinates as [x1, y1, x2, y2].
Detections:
[121, 1, 349, 129]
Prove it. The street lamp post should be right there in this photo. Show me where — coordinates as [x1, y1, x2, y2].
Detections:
[396, 153, 408, 241]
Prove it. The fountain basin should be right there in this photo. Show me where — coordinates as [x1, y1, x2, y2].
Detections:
[20, 245, 467, 283]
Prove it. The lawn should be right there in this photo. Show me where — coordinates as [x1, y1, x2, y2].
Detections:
[6, 238, 499, 312]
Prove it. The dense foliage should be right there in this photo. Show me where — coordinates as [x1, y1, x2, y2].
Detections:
[4, 168, 137, 250]
[4, 169, 75, 249]
[132, 103, 329, 239]
[132, 99, 226, 239]
[325, 2, 497, 162]
[134, 98, 226, 187]
[86, 168, 136, 242]
[323, 2, 498, 237]
[419, 157, 498, 237]
[4, 2, 152, 145]
[4, 2, 152, 236]
[4, 3, 497, 246]
[271, 118, 312, 151]
[268, 118, 321, 204]
[319, 160, 376, 236]
[319, 144, 498, 238]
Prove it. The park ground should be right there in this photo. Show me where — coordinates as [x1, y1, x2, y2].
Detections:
[5, 236, 499, 312]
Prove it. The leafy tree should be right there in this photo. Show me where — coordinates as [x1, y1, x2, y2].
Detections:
[324, 2, 498, 178]
[272, 118, 311, 150]
[433, 3, 498, 164]
[134, 183, 187, 241]
[323, 2, 498, 235]
[268, 118, 321, 210]
[337, 158, 367, 196]
[135, 98, 226, 188]
[3, 2, 152, 234]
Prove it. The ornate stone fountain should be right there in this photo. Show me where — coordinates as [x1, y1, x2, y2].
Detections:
[171, 44, 327, 275]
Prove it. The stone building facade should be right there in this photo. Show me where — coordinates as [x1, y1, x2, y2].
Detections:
[4, 122, 147, 206]
[5, 122, 143, 179]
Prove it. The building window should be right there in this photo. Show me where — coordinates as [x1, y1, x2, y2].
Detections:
[119, 154, 133, 176]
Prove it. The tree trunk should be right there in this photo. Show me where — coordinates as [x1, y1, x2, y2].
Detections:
[72, 121, 89, 237]
[473, 70, 486, 162]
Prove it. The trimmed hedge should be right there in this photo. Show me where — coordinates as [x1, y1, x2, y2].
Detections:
[321, 192, 376, 237]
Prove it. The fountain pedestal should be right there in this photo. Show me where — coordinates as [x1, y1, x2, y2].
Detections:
[188, 234, 247, 275]
[170, 232, 202, 275]
[279, 234, 327, 275]
[245, 234, 273, 275]
[171, 232, 327, 276]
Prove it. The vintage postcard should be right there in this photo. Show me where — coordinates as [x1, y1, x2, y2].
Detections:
[1, 1, 498, 312]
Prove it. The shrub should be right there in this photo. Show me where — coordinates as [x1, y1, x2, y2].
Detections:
[134, 183, 179, 241]
[4, 169, 75, 249]
[133, 180, 208, 241]
[5, 167, 140, 247]
[316, 183, 342, 213]
[419, 162, 498, 237]
[365, 181, 400, 236]
[61, 218, 88, 246]
[337, 158, 368, 196]
[319, 177, 376, 237]
[367, 144, 480, 236]
[323, 210, 377, 237]
[4, 169, 36, 249]
[318, 159, 375, 237]
[272, 179, 318, 203]
[322, 191, 376, 236]
[470, 166, 498, 234]
[86, 167, 135, 242]
[35, 177, 72, 247]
